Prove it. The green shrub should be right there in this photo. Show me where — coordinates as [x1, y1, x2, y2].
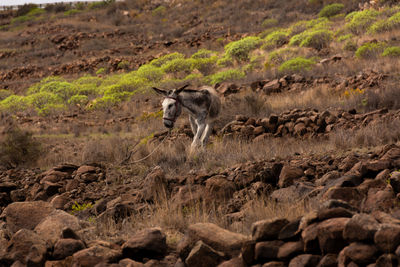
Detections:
[319, 3, 344, 18]
[191, 49, 215, 59]
[262, 30, 290, 50]
[136, 64, 164, 82]
[152, 5, 166, 16]
[89, 95, 120, 110]
[387, 11, 400, 29]
[117, 60, 130, 70]
[337, 34, 354, 42]
[16, 3, 38, 16]
[299, 29, 333, 50]
[278, 57, 315, 72]
[191, 56, 218, 75]
[68, 95, 89, 106]
[88, 0, 113, 10]
[96, 68, 106, 75]
[0, 95, 28, 113]
[12, 7, 45, 24]
[0, 89, 12, 101]
[161, 58, 194, 73]
[0, 127, 41, 168]
[289, 21, 309, 35]
[216, 55, 234, 67]
[64, 9, 80, 16]
[150, 52, 184, 67]
[346, 9, 379, 34]
[369, 19, 391, 33]
[262, 18, 278, 28]
[26, 92, 63, 111]
[204, 69, 245, 85]
[37, 103, 65, 116]
[266, 47, 300, 67]
[355, 42, 386, 58]
[224, 36, 262, 62]
[382, 46, 400, 57]
[343, 39, 358, 51]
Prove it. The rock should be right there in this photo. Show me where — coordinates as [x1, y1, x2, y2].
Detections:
[271, 183, 314, 202]
[50, 195, 70, 210]
[343, 242, 378, 265]
[0, 182, 17, 193]
[140, 166, 168, 202]
[374, 224, 400, 252]
[252, 218, 289, 241]
[322, 187, 364, 208]
[317, 217, 350, 254]
[301, 223, 320, 253]
[185, 241, 225, 267]
[34, 209, 81, 246]
[1, 201, 55, 233]
[278, 219, 300, 240]
[343, 213, 380, 242]
[1, 229, 47, 266]
[375, 254, 399, 267]
[122, 228, 166, 261]
[317, 254, 338, 267]
[187, 223, 249, 255]
[72, 244, 122, 267]
[240, 240, 255, 266]
[277, 241, 304, 260]
[288, 254, 321, 267]
[53, 238, 86, 260]
[317, 207, 354, 221]
[315, 171, 340, 187]
[362, 187, 396, 213]
[119, 258, 144, 267]
[278, 166, 304, 188]
[255, 240, 284, 261]
[262, 262, 286, 267]
[263, 80, 281, 94]
[205, 176, 236, 200]
[217, 257, 245, 267]
[76, 165, 97, 175]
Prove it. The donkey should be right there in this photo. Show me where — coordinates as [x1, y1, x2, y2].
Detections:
[152, 84, 221, 150]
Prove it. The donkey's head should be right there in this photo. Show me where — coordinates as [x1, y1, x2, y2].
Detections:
[152, 84, 189, 129]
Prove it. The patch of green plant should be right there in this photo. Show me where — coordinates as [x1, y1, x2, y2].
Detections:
[140, 133, 155, 145]
[262, 29, 290, 50]
[290, 29, 333, 50]
[28, 80, 76, 101]
[319, 3, 344, 18]
[64, 9, 80, 16]
[0, 127, 41, 168]
[117, 60, 130, 70]
[136, 64, 164, 82]
[191, 56, 218, 75]
[161, 58, 194, 74]
[204, 69, 245, 85]
[382, 46, 400, 57]
[11, 7, 46, 25]
[37, 103, 66, 116]
[68, 95, 89, 106]
[289, 21, 309, 35]
[262, 18, 278, 28]
[88, 0, 113, 10]
[26, 91, 63, 110]
[224, 36, 262, 62]
[0, 95, 28, 113]
[71, 201, 93, 215]
[150, 52, 184, 67]
[369, 19, 391, 33]
[355, 42, 386, 59]
[343, 39, 358, 51]
[346, 9, 380, 34]
[88, 95, 121, 110]
[278, 57, 316, 72]
[96, 67, 106, 75]
[152, 5, 166, 17]
[0, 89, 12, 101]
[216, 55, 234, 67]
[337, 33, 354, 42]
[139, 110, 163, 121]
[191, 49, 216, 59]
[266, 47, 300, 68]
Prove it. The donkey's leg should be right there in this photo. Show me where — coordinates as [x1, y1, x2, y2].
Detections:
[189, 115, 198, 136]
[191, 119, 205, 149]
[200, 123, 212, 147]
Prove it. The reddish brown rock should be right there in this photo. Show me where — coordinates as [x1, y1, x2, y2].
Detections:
[317, 207, 354, 221]
[375, 253, 399, 267]
[301, 223, 320, 253]
[72, 244, 122, 267]
[317, 253, 338, 267]
[53, 238, 86, 260]
[343, 242, 378, 265]
[252, 218, 289, 241]
[121, 228, 167, 261]
[255, 240, 284, 261]
[140, 166, 168, 202]
[277, 241, 304, 260]
[288, 254, 321, 267]
[205, 176, 236, 200]
[278, 166, 304, 188]
[374, 224, 400, 252]
[322, 187, 364, 208]
[362, 187, 396, 213]
[343, 213, 380, 242]
[185, 241, 225, 267]
[118, 258, 144, 267]
[317, 217, 350, 254]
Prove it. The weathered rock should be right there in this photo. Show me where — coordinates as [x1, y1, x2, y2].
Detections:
[343, 213, 380, 242]
[122, 228, 166, 261]
[53, 238, 86, 260]
[254, 240, 284, 262]
[374, 224, 400, 252]
[317, 217, 350, 254]
[317, 207, 354, 221]
[322, 187, 363, 208]
[34, 209, 81, 246]
[362, 187, 396, 213]
[301, 223, 320, 253]
[271, 183, 314, 202]
[50, 195, 70, 210]
[277, 241, 303, 260]
[278, 166, 304, 188]
[0, 182, 17, 193]
[343, 242, 378, 265]
[278, 219, 300, 240]
[375, 253, 399, 267]
[317, 254, 338, 267]
[140, 166, 168, 202]
[1, 229, 47, 266]
[185, 241, 225, 267]
[118, 258, 144, 267]
[217, 257, 245, 267]
[1, 201, 55, 233]
[205, 176, 236, 200]
[187, 223, 249, 255]
[240, 240, 255, 266]
[252, 218, 289, 241]
[72, 244, 122, 267]
[288, 254, 321, 267]
[315, 171, 340, 187]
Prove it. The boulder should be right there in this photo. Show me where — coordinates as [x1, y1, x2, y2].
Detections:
[343, 213, 380, 242]
[118, 258, 144, 267]
[278, 166, 304, 188]
[140, 166, 168, 202]
[376, 253, 399, 267]
[362, 187, 396, 213]
[185, 241, 225, 267]
[374, 224, 400, 252]
[288, 254, 321, 267]
[1, 201, 55, 233]
[301, 223, 320, 253]
[252, 218, 289, 241]
[317, 217, 350, 254]
[53, 238, 86, 260]
[278, 219, 300, 240]
[255, 240, 284, 262]
[205, 176, 236, 200]
[72, 244, 122, 267]
[277, 241, 304, 260]
[343, 242, 378, 265]
[317, 254, 338, 267]
[121, 228, 166, 261]
[317, 207, 354, 221]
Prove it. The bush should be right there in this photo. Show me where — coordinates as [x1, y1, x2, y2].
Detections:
[64, 9, 80, 16]
[26, 92, 63, 112]
[16, 4, 38, 16]
[346, 9, 379, 34]
[88, 95, 120, 110]
[0, 89, 12, 101]
[224, 36, 262, 62]
[0, 127, 41, 168]
[266, 47, 300, 67]
[355, 42, 386, 58]
[161, 58, 194, 74]
[382, 46, 400, 57]
[337, 34, 354, 42]
[191, 49, 215, 59]
[262, 30, 290, 50]
[369, 19, 391, 33]
[262, 18, 278, 28]
[216, 56, 234, 67]
[290, 29, 332, 50]
[68, 95, 89, 106]
[150, 52, 184, 67]
[11, 8, 46, 25]
[191, 56, 218, 75]
[204, 69, 245, 85]
[136, 64, 164, 82]
[319, 3, 344, 18]
[117, 60, 130, 70]
[343, 39, 358, 51]
[278, 57, 315, 72]
[0, 95, 29, 113]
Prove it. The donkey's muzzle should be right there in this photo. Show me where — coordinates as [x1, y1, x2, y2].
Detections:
[163, 120, 174, 128]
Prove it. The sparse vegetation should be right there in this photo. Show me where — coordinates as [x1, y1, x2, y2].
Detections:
[355, 41, 386, 58]
[319, 3, 344, 18]
[278, 57, 316, 72]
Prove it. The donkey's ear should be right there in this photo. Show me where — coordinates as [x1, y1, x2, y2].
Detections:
[176, 84, 190, 94]
[152, 87, 168, 96]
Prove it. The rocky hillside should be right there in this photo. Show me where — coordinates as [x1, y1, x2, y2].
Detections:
[3, 0, 400, 266]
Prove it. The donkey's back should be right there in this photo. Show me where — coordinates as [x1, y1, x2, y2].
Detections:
[199, 86, 221, 119]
